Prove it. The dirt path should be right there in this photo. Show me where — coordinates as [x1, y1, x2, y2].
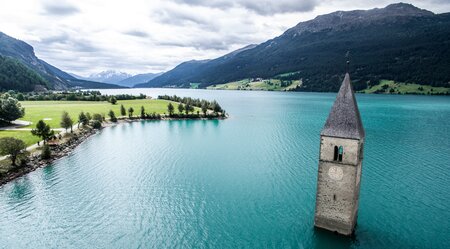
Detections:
[0, 123, 79, 161]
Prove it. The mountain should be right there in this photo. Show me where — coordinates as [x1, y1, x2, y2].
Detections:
[119, 72, 163, 87]
[85, 70, 132, 84]
[0, 55, 48, 91]
[0, 32, 125, 91]
[140, 3, 450, 92]
[135, 60, 209, 88]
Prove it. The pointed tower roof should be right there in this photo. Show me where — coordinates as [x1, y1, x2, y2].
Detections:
[321, 73, 365, 140]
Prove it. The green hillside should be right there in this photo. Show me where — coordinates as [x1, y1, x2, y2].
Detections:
[0, 55, 48, 91]
[143, 4, 450, 92]
[207, 78, 301, 91]
[360, 80, 450, 95]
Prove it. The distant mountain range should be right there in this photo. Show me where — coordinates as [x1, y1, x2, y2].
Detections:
[83, 70, 132, 84]
[118, 72, 163, 87]
[137, 3, 450, 92]
[0, 32, 125, 91]
[71, 71, 163, 87]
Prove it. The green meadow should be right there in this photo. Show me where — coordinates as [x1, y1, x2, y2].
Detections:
[207, 79, 301, 91]
[360, 80, 449, 95]
[18, 99, 180, 128]
[0, 130, 41, 148]
[0, 99, 182, 146]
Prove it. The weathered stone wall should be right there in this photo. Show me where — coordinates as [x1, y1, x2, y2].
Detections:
[314, 135, 363, 235]
[319, 136, 361, 166]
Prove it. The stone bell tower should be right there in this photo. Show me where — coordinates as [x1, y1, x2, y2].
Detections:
[314, 72, 365, 235]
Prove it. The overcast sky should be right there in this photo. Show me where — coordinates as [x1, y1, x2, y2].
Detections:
[1, 0, 449, 76]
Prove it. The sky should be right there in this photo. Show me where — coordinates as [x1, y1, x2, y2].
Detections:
[0, 0, 449, 76]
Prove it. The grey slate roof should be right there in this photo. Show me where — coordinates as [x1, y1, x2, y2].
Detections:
[321, 73, 365, 140]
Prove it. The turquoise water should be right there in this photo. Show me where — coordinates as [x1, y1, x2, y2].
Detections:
[0, 89, 449, 248]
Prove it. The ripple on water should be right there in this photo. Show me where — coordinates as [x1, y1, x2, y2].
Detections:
[0, 91, 449, 248]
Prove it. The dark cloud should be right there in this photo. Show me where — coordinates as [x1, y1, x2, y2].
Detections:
[71, 39, 98, 53]
[42, 2, 80, 16]
[124, 30, 149, 38]
[156, 32, 257, 51]
[172, 0, 318, 15]
[242, 0, 318, 15]
[153, 7, 217, 30]
[37, 32, 99, 53]
[40, 33, 70, 45]
[158, 39, 229, 50]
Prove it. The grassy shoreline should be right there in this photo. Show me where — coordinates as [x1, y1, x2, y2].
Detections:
[0, 99, 200, 147]
[207, 78, 301, 91]
[359, 80, 449, 95]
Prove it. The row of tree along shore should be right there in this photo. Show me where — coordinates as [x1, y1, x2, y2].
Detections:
[6, 90, 147, 102]
[0, 126, 97, 185]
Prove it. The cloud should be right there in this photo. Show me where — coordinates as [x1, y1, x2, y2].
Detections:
[36, 31, 99, 52]
[155, 9, 207, 26]
[123, 30, 149, 38]
[42, 2, 80, 16]
[1, 0, 449, 76]
[172, 0, 319, 15]
[39, 33, 70, 45]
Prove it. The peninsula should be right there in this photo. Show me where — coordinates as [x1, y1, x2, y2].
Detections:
[0, 91, 227, 185]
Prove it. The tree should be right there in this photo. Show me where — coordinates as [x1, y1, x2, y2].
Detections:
[0, 137, 26, 166]
[78, 112, 88, 127]
[211, 100, 222, 113]
[201, 103, 208, 116]
[60, 111, 74, 133]
[91, 120, 102, 129]
[178, 103, 184, 114]
[110, 96, 117, 105]
[16, 93, 24, 101]
[0, 94, 25, 123]
[185, 103, 191, 115]
[128, 107, 134, 118]
[31, 120, 54, 144]
[140, 106, 146, 119]
[92, 113, 103, 122]
[108, 110, 117, 122]
[167, 103, 174, 116]
[120, 105, 126, 116]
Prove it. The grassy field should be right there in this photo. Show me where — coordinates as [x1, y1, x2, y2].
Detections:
[207, 79, 301, 91]
[18, 99, 180, 128]
[360, 80, 449, 95]
[189, 83, 201, 89]
[0, 99, 182, 147]
[0, 130, 41, 147]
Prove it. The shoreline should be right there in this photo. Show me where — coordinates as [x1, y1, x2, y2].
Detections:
[0, 116, 226, 186]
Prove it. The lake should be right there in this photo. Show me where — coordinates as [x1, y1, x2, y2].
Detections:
[0, 89, 449, 248]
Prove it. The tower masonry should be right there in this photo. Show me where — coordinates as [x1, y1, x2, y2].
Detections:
[314, 73, 365, 235]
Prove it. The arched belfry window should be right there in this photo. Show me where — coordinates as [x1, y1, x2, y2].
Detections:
[338, 146, 343, 162]
[333, 146, 339, 161]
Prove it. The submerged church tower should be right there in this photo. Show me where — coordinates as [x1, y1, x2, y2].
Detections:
[314, 72, 365, 235]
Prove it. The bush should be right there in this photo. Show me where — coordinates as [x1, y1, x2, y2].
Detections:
[92, 113, 103, 122]
[110, 96, 117, 105]
[91, 120, 102, 129]
[41, 145, 51, 159]
[108, 110, 117, 122]
[18, 151, 30, 167]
